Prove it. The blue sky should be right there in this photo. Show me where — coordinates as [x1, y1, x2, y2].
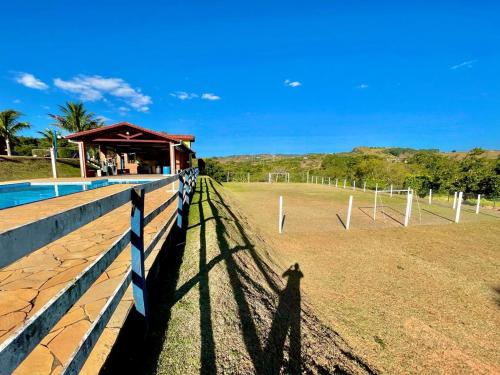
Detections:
[1, 1, 499, 156]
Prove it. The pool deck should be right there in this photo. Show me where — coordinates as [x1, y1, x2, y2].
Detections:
[0, 176, 178, 374]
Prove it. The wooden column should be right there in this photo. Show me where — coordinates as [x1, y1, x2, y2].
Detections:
[170, 143, 176, 174]
[78, 142, 87, 178]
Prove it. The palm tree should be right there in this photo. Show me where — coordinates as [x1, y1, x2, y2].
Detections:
[0, 110, 31, 156]
[37, 128, 61, 145]
[49, 102, 103, 133]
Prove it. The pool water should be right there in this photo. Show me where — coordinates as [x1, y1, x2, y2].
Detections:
[0, 179, 159, 210]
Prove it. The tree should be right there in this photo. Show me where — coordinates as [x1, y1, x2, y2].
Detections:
[49, 102, 103, 133]
[201, 159, 226, 182]
[0, 110, 31, 156]
[37, 128, 61, 145]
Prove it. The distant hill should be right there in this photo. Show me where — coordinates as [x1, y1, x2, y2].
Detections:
[203, 147, 500, 198]
[211, 147, 500, 163]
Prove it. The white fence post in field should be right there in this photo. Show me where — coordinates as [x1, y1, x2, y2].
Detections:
[335, 178, 338, 188]
[50, 147, 58, 179]
[329, 177, 331, 185]
[404, 191, 412, 227]
[363, 181, 366, 192]
[390, 184, 393, 197]
[247, 173, 250, 183]
[373, 185, 378, 221]
[353, 180, 356, 191]
[306, 171, 309, 183]
[322, 177, 324, 184]
[343, 179, 346, 189]
[346, 195, 353, 230]
[429, 189, 432, 205]
[476, 194, 481, 214]
[455, 192, 463, 223]
[279, 195, 284, 233]
[452, 191, 457, 209]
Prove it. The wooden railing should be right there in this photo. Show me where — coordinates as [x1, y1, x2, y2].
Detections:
[0, 168, 199, 375]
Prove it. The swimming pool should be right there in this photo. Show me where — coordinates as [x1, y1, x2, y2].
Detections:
[0, 179, 160, 210]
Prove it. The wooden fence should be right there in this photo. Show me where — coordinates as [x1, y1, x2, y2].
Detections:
[0, 168, 199, 375]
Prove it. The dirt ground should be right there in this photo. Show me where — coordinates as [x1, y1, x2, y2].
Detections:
[224, 182, 500, 374]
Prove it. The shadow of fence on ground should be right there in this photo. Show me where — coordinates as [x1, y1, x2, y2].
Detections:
[102, 177, 374, 374]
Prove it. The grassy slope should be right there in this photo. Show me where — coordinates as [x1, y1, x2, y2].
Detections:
[155, 177, 375, 374]
[0, 156, 81, 181]
[224, 182, 500, 374]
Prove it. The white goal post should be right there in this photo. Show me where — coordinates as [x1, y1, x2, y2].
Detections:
[268, 172, 290, 183]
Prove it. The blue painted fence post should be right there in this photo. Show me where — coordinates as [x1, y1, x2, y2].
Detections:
[177, 174, 185, 229]
[185, 171, 191, 205]
[130, 187, 148, 318]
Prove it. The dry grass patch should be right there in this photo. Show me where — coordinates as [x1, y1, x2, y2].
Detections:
[225, 182, 500, 374]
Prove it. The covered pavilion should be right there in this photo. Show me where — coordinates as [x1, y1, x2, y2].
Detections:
[65, 122, 195, 177]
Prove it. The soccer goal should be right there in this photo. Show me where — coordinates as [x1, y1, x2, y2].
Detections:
[268, 172, 290, 183]
[373, 188, 422, 227]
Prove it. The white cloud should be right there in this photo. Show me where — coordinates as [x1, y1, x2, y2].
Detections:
[170, 91, 198, 100]
[357, 84, 369, 89]
[53, 75, 152, 112]
[201, 93, 221, 101]
[13, 99, 21, 104]
[450, 60, 476, 70]
[15, 73, 48, 90]
[96, 115, 111, 123]
[284, 79, 301, 88]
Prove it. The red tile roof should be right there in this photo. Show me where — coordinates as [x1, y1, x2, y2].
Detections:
[65, 122, 194, 143]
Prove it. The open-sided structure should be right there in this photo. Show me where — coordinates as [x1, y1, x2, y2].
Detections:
[66, 122, 195, 177]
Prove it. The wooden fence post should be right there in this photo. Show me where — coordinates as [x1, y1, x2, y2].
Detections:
[404, 191, 412, 227]
[373, 185, 378, 221]
[278, 196, 284, 234]
[353, 180, 356, 191]
[429, 189, 432, 205]
[335, 178, 338, 188]
[130, 187, 148, 318]
[177, 176, 184, 229]
[390, 184, 393, 197]
[455, 192, 463, 223]
[346, 195, 353, 230]
[363, 181, 366, 192]
[343, 179, 346, 189]
[453, 191, 457, 209]
[476, 194, 481, 214]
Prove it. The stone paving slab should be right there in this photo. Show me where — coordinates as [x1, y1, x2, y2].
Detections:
[0, 180, 179, 374]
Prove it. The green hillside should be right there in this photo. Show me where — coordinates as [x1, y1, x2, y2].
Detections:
[202, 147, 500, 198]
[0, 156, 81, 182]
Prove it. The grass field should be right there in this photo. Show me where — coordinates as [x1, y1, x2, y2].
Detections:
[102, 177, 375, 374]
[0, 156, 81, 181]
[224, 181, 500, 374]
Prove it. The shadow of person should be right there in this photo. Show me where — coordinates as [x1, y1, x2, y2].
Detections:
[264, 263, 303, 374]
